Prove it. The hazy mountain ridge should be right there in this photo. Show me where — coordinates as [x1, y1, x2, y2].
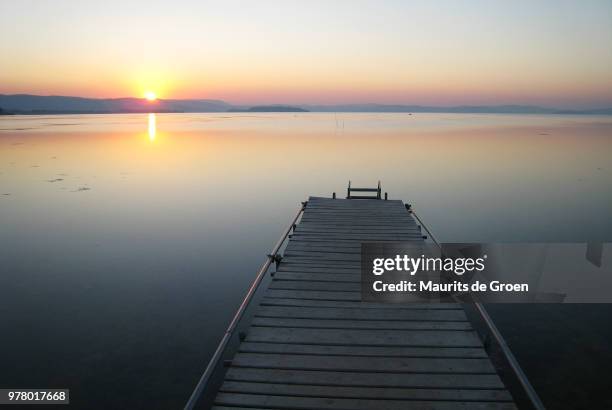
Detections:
[0, 94, 231, 114]
[302, 103, 612, 114]
[228, 105, 308, 112]
[1, 94, 611, 115]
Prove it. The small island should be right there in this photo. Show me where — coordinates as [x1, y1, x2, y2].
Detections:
[228, 105, 308, 112]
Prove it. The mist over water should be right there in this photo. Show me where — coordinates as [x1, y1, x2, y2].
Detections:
[1, 113, 611, 408]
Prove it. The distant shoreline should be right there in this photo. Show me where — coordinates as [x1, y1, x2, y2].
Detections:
[1, 94, 611, 115]
[2, 110, 612, 116]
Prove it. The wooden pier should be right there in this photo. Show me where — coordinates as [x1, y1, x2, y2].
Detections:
[207, 196, 518, 409]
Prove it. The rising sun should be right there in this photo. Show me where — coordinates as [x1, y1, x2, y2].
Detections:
[144, 91, 157, 101]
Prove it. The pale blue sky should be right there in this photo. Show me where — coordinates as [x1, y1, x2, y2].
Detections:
[1, 0, 611, 107]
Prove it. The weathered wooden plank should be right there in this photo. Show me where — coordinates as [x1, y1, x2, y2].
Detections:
[252, 317, 473, 331]
[246, 327, 484, 347]
[300, 214, 411, 219]
[277, 264, 361, 273]
[293, 230, 420, 237]
[214, 393, 517, 410]
[285, 243, 363, 251]
[306, 204, 405, 209]
[299, 221, 417, 228]
[219, 381, 513, 402]
[283, 254, 363, 262]
[307, 201, 403, 206]
[269, 280, 362, 292]
[297, 222, 417, 228]
[283, 253, 362, 262]
[265, 289, 361, 301]
[289, 237, 423, 244]
[306, 204, 406, 209]
[295, 227, 416, 233]
[305, 206, 408, 211]
[289, 236, 421, 243]
[305, 207, 406, 211]
[223, 367, 506, 389]
[280, 258, 362, 266]
[260, 297, 460, 309]
[297, 217, 411, 223]
[291, 233, 423, 240]
[273, 272, 360, 282]
[306, 202, 404, 209]
[238, 342, 488, 358]
[272, 270, 361, 283]
[212, 407, 267, 410]
[285, 249, 365, 257]
[255, 305, 468, 321]
[308, 196, 402, 202]
[285, 240, 383, 249]
[301, 213, 412, 218]
[277, 265, 361, 274]
[302, 208, 408, 213]
[270, 279, 445, 294]
[299, 219, 416, 226]
[277, 262, 361, 270]
[279, 264, 360, 273]
[298, 218, 417, 224]
[307, 202, 405, 207]
[295, 228, 420, 235]
[301, 213, 409, 217]
[286, 244, 364, 251]
[282, 257, 361, 264]
[288, 238, 417, 246]
[232, 352, 495, 373]
[280, 259, 361, 266]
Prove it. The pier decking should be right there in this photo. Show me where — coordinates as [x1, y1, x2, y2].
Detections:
[210, 196, 516, 409]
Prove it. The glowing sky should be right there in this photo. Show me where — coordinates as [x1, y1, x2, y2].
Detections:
[1, 0, 612, 108]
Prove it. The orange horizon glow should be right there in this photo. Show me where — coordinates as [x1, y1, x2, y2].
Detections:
[3, 65, 611, 109]
[1, 2, 612, 109]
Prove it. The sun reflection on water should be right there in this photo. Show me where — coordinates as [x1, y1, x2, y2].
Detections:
[148, 113, 156, 141]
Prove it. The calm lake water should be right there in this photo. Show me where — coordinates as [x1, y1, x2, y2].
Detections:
[1, 113, 611, 409]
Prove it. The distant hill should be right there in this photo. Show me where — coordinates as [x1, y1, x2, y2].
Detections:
[0, 94, 230, 114]
[228, 105, 308, 112]
[0, 94, 610, 115]
[301, 103, 612, 115]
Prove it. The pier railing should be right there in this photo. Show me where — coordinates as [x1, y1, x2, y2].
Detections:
[407, 205, 546, 410]
[184, 201, 307, 410]
[346, 180, 382, 199]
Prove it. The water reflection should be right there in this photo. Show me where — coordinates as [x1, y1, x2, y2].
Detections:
[0, 113, 611, 409]
[148, 113, 156, 141]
